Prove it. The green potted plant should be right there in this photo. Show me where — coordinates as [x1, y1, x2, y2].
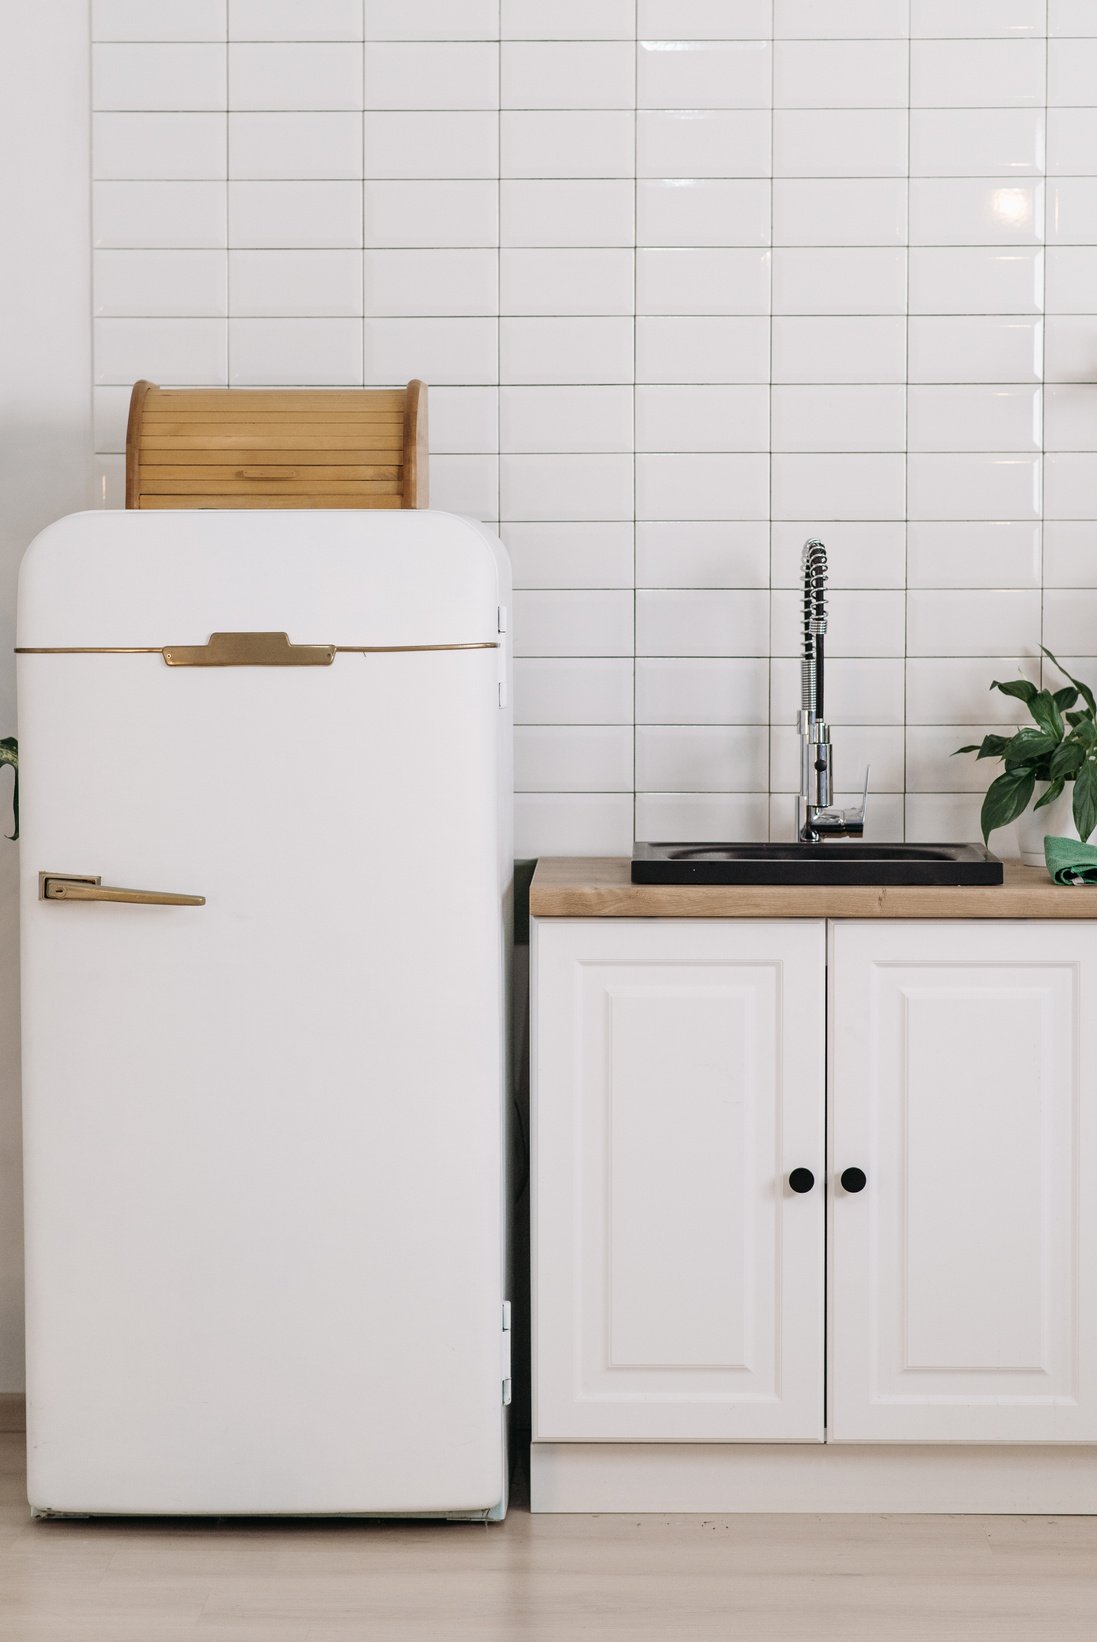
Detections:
[0, 736, 14, 840]
[956, 647, 1097, 865]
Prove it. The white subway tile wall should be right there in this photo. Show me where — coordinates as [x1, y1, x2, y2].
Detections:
[90, 1, 1097, 854]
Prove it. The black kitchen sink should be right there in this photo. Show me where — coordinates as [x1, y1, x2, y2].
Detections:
[631, 841, 1004, 887]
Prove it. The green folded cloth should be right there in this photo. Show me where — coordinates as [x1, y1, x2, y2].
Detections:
[1044, 835, 1097, 885]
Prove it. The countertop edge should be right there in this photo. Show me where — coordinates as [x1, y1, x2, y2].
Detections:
[528, 857, 1097, 920]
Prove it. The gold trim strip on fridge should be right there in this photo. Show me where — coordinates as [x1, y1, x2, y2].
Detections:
[15, 631, 500, 667]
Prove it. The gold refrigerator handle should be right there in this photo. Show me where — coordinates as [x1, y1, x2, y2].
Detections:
[39, 874, 205, 907]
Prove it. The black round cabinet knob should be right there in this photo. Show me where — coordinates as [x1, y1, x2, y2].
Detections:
[788, 1167, 815, 1194]
[840, 1166, 868, 1193]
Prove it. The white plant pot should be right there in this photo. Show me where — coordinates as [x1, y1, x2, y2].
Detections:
[1015, 783, 1081, 868]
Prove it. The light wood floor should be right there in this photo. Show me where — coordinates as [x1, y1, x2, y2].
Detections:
[2, 1436, 1096, 1641]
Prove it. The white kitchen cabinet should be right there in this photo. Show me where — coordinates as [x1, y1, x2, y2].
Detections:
[532, 918, 826, 1443]
[533, 914, 1097, 1460]
[829, 921, 1097, 1444]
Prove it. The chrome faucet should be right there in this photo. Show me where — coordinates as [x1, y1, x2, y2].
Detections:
[797, 538, 868, 842]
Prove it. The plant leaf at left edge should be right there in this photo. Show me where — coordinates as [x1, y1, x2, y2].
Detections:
[0, 738, 17, 842]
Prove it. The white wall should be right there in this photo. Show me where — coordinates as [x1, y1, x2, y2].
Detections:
[4, 0, 1097, 1387]
[87, 0, 1097, 858]
[0, 4, 93, 1391]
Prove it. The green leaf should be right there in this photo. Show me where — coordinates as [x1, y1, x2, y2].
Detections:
[991, 677, 1037, 704]
[1028, 689, 1065, 742]
[0, 736, 16, 843]
[1076, 717, 1097, 751]
[1034, 777, 1066, 810]
[1053, 686, 1079, 711]
[1001, 727, 1059, 766]
[1074, 759, 1097, 844]
[1050, 738, 1085, 782]
[980, 766, 1037, 845]
[954, 733, 1009, 759]
[1043, 646, 1097, 717]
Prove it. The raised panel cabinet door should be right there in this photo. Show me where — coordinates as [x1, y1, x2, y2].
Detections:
[532, 917, 826, 1443]
[829, 920, 1097, 1444]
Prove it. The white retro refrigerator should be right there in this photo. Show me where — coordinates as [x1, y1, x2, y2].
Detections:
[17, 509, 513, 1519]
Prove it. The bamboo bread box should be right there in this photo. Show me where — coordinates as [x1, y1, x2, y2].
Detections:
[125, 379, 428, 510]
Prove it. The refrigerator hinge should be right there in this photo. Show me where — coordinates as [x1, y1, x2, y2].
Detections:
[501, 1300, 512, 1406]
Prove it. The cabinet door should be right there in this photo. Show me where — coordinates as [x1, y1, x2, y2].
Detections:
[532, 918, 825, 1443]
[829, 921, 1097, 1443]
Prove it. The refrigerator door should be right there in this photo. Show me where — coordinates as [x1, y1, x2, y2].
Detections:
[19, 511, 510, 1516]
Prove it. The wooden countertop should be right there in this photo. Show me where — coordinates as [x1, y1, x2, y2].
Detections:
[529, 857, 1097, 920]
